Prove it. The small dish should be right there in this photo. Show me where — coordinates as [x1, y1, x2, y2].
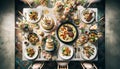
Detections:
[76, 34, 88, 46]
[80, 9, 95, 23]
[88, 31, 98, 43]
[27, 33, 39, 45]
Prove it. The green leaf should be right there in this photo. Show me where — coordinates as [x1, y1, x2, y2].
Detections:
[34, 0, 40, 4]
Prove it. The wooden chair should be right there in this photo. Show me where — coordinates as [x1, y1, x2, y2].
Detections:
[81, 62, 98, 69]
[28, 62, 44, 69]
[57, 61, 69, 69]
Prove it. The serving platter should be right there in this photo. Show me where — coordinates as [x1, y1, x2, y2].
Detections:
[56, 22, 78, 43]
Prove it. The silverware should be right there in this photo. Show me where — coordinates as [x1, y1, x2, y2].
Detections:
[74, 47, 77, 58]
[38, 46, 41, 58]
[76, 51, 80, 58]
[78, 47, 81, 53]
[76, 47, 81, 58]
[78, 47, 81, 58]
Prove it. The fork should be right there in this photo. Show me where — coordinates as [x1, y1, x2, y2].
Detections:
[74, 47, 77, 58]
[38, 46, 41, 58]
[76, 49, 80, 58]
[76, 47, 81, 58]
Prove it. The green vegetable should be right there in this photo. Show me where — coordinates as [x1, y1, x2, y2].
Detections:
[30, 12, 32, 14]
[62, 47, 66, 51]
[88, 50, 94, 55]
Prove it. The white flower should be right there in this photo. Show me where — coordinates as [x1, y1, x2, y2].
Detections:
[55, 1, 64, 7]
[64, 7, 70, 14]
[79, 23, 86, 29]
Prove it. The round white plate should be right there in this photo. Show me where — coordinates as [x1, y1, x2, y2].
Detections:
[59, 45, 74, 60]
[24, 46, 38, 60]
[23, 8, 42, 23]
[81, 42, 97, 60]
[80, 9, 95, 23]
[40, 15, 57, 33]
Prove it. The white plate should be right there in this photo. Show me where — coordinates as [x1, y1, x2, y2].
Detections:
[40, 15, 57, 33]
[24, 46, 38, 60]
[23, 8, 42, 23]
[81, 42, 97, 60]
[80, 8, 96, 23]
[59, 45, 74, 60]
